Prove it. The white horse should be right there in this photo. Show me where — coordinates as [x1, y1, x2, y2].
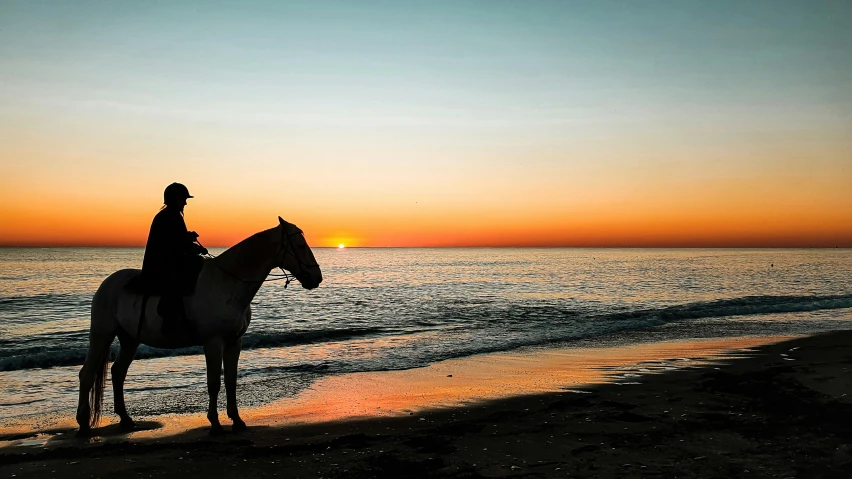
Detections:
[76, 217, 322, 435]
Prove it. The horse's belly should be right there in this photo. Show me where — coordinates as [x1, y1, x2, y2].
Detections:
[192, 309, 249, 339]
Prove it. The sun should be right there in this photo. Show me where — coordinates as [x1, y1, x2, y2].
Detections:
[338, 243, 345, 249]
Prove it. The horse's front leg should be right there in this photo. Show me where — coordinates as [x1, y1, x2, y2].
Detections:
[224, 337, 246, 431]
[203, 336, 225, 434]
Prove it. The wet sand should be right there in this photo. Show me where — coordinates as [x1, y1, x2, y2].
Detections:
[2, 331, 852, 478]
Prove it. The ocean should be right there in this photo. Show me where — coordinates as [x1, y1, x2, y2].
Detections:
[1, 247, 851, 428]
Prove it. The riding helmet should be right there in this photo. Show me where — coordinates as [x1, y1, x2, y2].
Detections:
[164, 182, 193, 205]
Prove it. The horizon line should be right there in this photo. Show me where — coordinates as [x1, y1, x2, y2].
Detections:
[0, 245, 848, 249]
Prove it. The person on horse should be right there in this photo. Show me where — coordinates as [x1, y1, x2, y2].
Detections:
[141, 182, 208, 333]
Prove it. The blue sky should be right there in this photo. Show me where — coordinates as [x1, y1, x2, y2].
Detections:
[1, 1, 850, 246]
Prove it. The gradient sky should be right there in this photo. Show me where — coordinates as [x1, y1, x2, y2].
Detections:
[1, 0, 850, 247]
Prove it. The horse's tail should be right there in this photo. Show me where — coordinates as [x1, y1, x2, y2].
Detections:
[89, 341, 110, 428]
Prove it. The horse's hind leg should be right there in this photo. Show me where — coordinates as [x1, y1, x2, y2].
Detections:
[76, 332, 115, 434]
[224, 337, 246, 431]
[112, 330, 139, 430]
[203, 336, 225, 435]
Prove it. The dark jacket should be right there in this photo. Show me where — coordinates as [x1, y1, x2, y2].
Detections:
[141, 207, 204, 295]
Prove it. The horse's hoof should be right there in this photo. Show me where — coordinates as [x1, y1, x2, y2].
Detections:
[209, 425, 225, 436]
[232, 420, 247, 433]
[76, 427, 92, 438]
[119, 418, 136, 431]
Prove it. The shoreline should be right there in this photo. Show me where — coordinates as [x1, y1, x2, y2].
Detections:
[0, 334, 795, 443]
[3, 330, 852, 477]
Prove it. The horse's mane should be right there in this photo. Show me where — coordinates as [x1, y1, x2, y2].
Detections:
[213, 225, 280, 278]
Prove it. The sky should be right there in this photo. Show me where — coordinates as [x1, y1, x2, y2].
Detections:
[1, 0, 850, 247]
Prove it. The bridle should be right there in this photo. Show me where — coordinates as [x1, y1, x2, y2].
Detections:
[202, 224, 318, 288]
[270, 225, 320, 288]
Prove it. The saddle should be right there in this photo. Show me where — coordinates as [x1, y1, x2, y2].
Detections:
[123, 273, 192, 336]
[124, 273, 153, 295]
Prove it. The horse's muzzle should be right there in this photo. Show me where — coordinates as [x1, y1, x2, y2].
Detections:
[296, 266, 322, 290]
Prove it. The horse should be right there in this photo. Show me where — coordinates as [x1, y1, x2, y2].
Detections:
[76, 217, 322, 435]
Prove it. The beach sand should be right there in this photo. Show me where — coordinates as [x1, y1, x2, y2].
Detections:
[2, 331, 851, 478]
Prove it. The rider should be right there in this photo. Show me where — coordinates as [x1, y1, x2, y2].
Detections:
[141, 182, 208, 332]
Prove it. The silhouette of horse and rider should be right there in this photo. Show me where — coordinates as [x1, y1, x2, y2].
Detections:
[76, 183, 323, 435]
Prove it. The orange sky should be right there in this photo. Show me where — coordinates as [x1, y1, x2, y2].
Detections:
[1, 114, 850, 247]
[1, 153, 850, 248]
[2, 2, 851, 248]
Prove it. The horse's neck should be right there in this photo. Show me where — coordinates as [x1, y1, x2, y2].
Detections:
[212, 227, 278, 309]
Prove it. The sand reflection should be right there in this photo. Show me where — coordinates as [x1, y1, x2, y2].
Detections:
[246, 335, 793, 425]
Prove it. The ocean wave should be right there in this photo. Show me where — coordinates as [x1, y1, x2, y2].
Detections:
[0, 398, 46, 407]
[602, 294, 852, 324]
[0, 293, 91, 324]
[1, 294, 850, 373]
[0, 327, 385, 372]
[0, 293, 89, 309]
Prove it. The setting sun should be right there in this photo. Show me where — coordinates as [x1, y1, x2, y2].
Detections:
[338, 244, 345, 249]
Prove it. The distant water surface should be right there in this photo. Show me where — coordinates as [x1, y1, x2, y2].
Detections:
[1, 248, 851, 424]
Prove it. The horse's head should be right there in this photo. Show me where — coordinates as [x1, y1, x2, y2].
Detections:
[275, 216, 322, 290]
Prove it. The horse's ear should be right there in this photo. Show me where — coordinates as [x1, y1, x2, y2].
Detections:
[278, 216, 285, 225]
